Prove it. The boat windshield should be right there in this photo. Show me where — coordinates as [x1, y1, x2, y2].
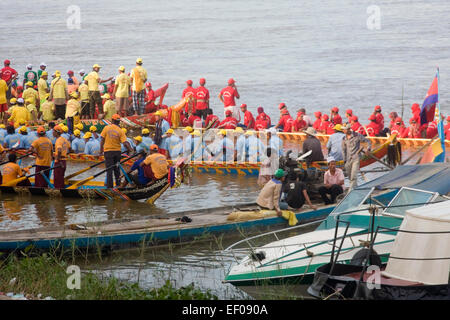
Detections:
[383, 187, 437, 217]
[331, 187, 374, 216]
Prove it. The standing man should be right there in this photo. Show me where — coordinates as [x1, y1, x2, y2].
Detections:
[182, 80, 197, 116]
[53, 125, 70, 189]
[100, 114, 133, 188]
[49, 70, 69, 120]
[326, 124, 345, 161]
[78, 80, 90, 119]
[240, 104, 255, 129]
[0, 73, 8, 122]
[23, 64, 38, 87]
[113, 66, 131, 117]
[219, 78, 240, 121]
[330, 107, 342, 125]
[342, 124, 372, 191]
[38, 63, 47, 79]
[318, 156, 345, 204]
[30, 126, 53, 188]
[130, 58, 148, 115]
[86, 64, 113, 119]
[37, 71, 49, 106]
[153, 111, 170, 147]
[195, 78, 209, 120]
[1, 60, 18, 101]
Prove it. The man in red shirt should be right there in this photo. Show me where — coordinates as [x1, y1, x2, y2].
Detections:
[219, 78, 240, 121]
[313, 111, 322, 130]
[425, 120, 438, 139]
[330, 107, 342, 125]
[218, 110, 237, 130]
[293, 112, 307, 132]
[256, 106, 271, 127]
[411, 103, 420, 119]
[205, 109, 220, 128]
[350, 116, 365, 135]
[364, 114, 380, 136]
[390, 117, 406, 137]
[401, 117, 422, 138]
[240, 104, 255, 129]
[188, 110, 203, 128]
[373, 105, 385, 135]
[345, 109, 353, 123]
[444, 116, 450, 132]
[195, 78, 209, 120]
[275, 109, 294, 132]
[182, 80, 196, 115]
[144, 82, 157, 113]
[1, 60, 18, 100]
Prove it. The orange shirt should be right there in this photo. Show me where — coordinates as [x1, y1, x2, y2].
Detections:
[2, 162, 22, 184]
[100, 124, 127, 152]
[143, 153, 169, 179]
[54, 136, 70, 159]
[31, 136, 53, 166]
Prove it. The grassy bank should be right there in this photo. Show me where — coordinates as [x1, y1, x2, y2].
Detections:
[0, 253, 218, 300]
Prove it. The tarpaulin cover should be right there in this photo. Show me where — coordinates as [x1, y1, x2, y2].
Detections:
[355, 163, 450, 195]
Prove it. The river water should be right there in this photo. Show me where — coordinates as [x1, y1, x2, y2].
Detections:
[1, 0, 449, 298]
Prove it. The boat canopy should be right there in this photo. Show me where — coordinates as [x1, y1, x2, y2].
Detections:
[382, 200, 450, 285]
[355, 163, 450, 195]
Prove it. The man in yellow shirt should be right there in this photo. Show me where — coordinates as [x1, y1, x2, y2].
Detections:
[86, 64, 113, 119]
[40, 94, 55, 122]
[22, 81, 40, 108]
[8, 98, 30, 127]
[25, 97, 38, 124]
[30, 126, 53, 188]
[53, 125, 70, 189]
[130, 58, 148, 115]
[78, 80, 90, 119]
[1, 153, 31, 186]
[113, 66, 130, 117]
[140, 144, 169, 181]
[37, 71, 49, 105]
[100, 114, 133, 188]
[49, 70, 69, 120]
[0, 73, 8, 121]
[66, 92, 81, 132]
[101, 93, 117, 120]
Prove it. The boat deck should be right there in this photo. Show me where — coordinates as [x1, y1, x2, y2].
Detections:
[345, 268, 423, 286]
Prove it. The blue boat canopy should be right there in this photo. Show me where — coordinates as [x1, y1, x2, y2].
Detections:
[356, 163, 450, 195]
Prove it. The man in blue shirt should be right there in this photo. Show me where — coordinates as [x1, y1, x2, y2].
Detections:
[120, 152, 150, 187]
[83, 132, 101, 155]
[71, 129, 86, 153]
[326, 124, 345, 161]
[161, 128, 182, 160]
[18, 126, 36, 149]
[134, 136, 150, 154]
[3, 126, 21, 149]
[46, 122, 57, 145]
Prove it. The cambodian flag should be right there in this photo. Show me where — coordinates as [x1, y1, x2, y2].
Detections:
[419, 73, 439, 126]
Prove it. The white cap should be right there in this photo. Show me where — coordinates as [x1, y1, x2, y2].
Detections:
[26, 64, 32, 69]
[79, 69, 85, 74]
[40, 62, 47, 67]
[327, 156, 336, 163]
[17, 98, 24, 104]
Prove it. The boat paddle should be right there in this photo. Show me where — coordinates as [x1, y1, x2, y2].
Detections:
[66, 153, 141, 190]
[1, 164, 61, 187]
[0, 152, 33, 166]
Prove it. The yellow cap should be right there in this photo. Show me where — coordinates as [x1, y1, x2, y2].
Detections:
[154, 111, 162, 116]
[18, 120, 26, 125]
[73, 129, 81, 136]
[83, 132, 92, 139]
[245, 130, 255, 135]
[43, 93, 50, 100]
[136, 58, 143, 64]
[93, 64, 101, 69]
[134, 136, 143, 142]
[41, 71, 48, 77]
[26, 81, 34, 87]
[184, 126, 193, 133]
[192, 130, 201, 136]
[0, 124, 5, 129]
[219, 129, 227, 136]
[19, 126, 27, 133]
[142, 128, 150, 135]
[118, 66, 125, 72]
[62, 125, 68, 132]
[166, 128, 174, 134]
[10, 98, 17, 104]
[121, 127, 127, 134]
[101, 93, 110, 100]
[234, 127, 244, 133]
[333, 124, 343, 131]
[25, 97, 34, 104]
[70, 92, 79, 98]
[55, 70, 61, 77]
[75, 123, 84, 130]
[89, 125, 97, 132]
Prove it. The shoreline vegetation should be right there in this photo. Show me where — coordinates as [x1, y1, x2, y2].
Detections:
[0, 252, 218, 300]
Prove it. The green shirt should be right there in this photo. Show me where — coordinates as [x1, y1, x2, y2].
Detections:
[24, 71, 38, 86]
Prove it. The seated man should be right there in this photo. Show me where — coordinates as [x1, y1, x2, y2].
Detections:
[120, 151, 150, 188]
[256, 168, 287, 217]
[140, 144, 169, 181]
[282, 172, 318, 211]
[1, 153, 31, 186]
[318, 156, 345, 204]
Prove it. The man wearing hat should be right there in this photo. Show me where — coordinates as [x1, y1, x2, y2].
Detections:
[141, 127, 154, 150]
[302, 127, 324, 163]
[52, 125, 70, 188]
[312, 111, 322, 131]
[326, 124, 345, 161]
[240, 104, 255, 129]
[66, 92, 81, 133]
[318, 156, 345, 205]
[390, 117, 406, 137]
[372, 105, 385, 135]
[8, 98, 30, 128]
[1, 60, 18, 100]
[275, 108, 294, 132]
[154, 110, 170, 147]
[160, 128, 182, 160]
[140, 144, 169, 182]
[245, 130, 264, 163]
[144, 82, 157, 114]
[83, 132, 101, 155]
[30, 126, 53, 188]
[182, 80, 197, 116]
[100, 114, 133, 188]
[101, 93, 117, 120]
[195, 78, 209, 120]
[18, 126, 35, 149]
[79, 70, 86, 82]
[114, 66, 131, 117]
[86, 64, 113, 119]
[130, 58, 148, 115]
[218, 110, 238, 130]
[264, 127, 283, 157]
[219, 78, 240, 121]
[134, 136, 149, 154]
[0, 73, 8, 121]
[330, 107, 342, 125]
[37, 71, 49, 105]
[256, 168, 288, 217]
[364, 114, 380, 137]
[22, 81, 39, 108]
[23, 64, 38, 87]
[212, 129, 234, 163]
[205, 109, 220, 129]
[341, 124, 372, 191]
[71, 129, 85, 153]
[255, 107, 271, 131]
[49, 70, 69, 120]
[350, 115, 365, 135]
[38, 63, 47, 79]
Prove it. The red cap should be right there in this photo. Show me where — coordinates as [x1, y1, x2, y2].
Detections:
[199, 78, 205, 85]
[331, 107, 339, 113]
[67, 70, 74, 76]
[150, 144, 159, 151]
[4, 59, 10, 65]
[412, 103, 420, 111]
[228, 78, 235, 85]
[240, 104, 247, 109]
[112, 114, 121, 120]
[314, 111, 322, 118]
[369, 114, 376, 121]
[322, 114, 329, 121]
[395, 117, 402, 123]
[351, 115, 358, 122]
[297, 111, 304, 118]
[225, 110, 232, 116]
[281, 109, 289, 115]
[186, 80, 193, 85]
[447, 116, 450, 122]
[146, 82, 152, 87]
[278, 103, 286, 110]
[346, 109, 353, 115]
[374, 105, 381, 111]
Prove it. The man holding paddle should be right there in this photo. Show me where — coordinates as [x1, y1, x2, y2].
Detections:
[53, 125, 70, 189]
[30, 126, 53, 188]
[100, 114, 133, 188]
